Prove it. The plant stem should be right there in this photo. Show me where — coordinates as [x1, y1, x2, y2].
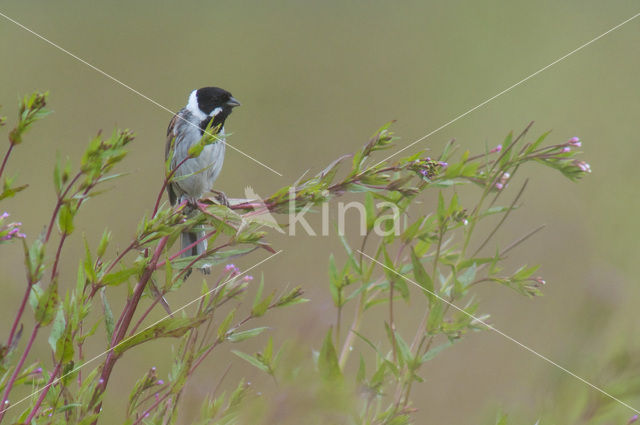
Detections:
[389, 278, 397, 363]
[104, 240, 137, 275]
[336, 291, 342, 347]
[132, 390, 171, 425]
[6, 281, 32, 349]
[172, 242, 232, 282]
[409, 229, 443, 352]
[155, 229, 217, 268]
[152, 155, 192, 218]
[0, 144, 14, 181]
[128, 293, 165, 336]
[0, 324, 40, 423]
[339, 292, 364, 369]
[472, 179, 528, 257]
[45, 172, 81, 242]
[24, 361, 62, 424]
[50, 234, 67, 281]
[90, 236, 168, 418]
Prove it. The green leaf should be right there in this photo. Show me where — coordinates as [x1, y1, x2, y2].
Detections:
[480, 206, 512, 218]
[188, 143, 204, 158]
[447, 192, 460, 216]
[100, 288, 115, 344]
[115, 316, 206, 355]
[338, 233, 361, 274]
[437, 191, 446, 227]
[58, 203, 75, 235]
[217, 310, 235, 341]
[76, 261, 86, 294]
[55, 326, 74, 363]
[401, 216, 426, 244]
[328, 254, 341, 306]
[318, 328, 342, 381]
[421, 340, 453, 363]
[383, 246, 408, 301]
[171, 247, 257, 271]
[273, 286, 308, 308]
[251, 280, 274, 318]
[231, 350, 269, 373]
[48, 307, 66, 354]
[356, 355, 366, 384]
[252, 278, 264, 312]
[410, 248, 434, 303]
[364, 192, 376, 231]
[426, 299, 444, 333]
[263, 337, 274, 365]
[370, 361, 387, 388]
[397, 332, 414, 368]
[457, 263, 477, 289]
[512, 264, 540, 281]
[0, 178, 28, 201]
[25, 238, 45, 282]
[102, 267, 139, 286]
[228, 327, 268, 343]
[525, 130, 551, 155]
[97, 229, 111, 258]
[34, 280, 59, 326]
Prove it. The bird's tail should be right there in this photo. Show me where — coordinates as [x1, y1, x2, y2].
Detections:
[181, 228, 211, 275]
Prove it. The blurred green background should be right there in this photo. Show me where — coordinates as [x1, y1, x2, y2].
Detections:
[1, 1, 639, 423]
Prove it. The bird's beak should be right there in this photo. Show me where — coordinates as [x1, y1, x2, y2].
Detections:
[226, 97, 241, 107]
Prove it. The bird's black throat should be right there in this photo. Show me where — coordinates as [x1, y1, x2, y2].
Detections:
[198, 106, 232, 135]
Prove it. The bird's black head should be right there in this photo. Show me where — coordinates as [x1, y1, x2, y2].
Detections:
[186, 86, 240, 134]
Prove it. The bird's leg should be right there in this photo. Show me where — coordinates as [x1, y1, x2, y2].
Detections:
[210, 189, 230, 207]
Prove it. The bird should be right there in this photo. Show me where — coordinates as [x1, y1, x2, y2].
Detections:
[165, 86, 240, 274]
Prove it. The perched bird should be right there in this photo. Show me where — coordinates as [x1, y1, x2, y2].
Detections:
[165, 86, 240, 274]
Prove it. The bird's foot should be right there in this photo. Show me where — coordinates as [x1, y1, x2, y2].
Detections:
[210, 190, 230, 207]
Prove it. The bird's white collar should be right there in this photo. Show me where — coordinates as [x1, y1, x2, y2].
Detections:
[186, 90, 207, 120]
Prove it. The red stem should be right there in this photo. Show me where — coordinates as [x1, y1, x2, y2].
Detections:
[0, 324, 40, 422]
[132, 389, 171, 425]
[128, 294, 164, 337]
[155, 230, 217, 268]
[24, 361, 62, 424]
[0, 144, 14, 181]
[172, 243, 230, 282]
[45, 172, 81, 242]
[49, 234, 67, 281]
[6, 280, 32, 349]
[152, 156, 191, 218]
[104, 240, 137, 275]
[90, 236, 168, 418]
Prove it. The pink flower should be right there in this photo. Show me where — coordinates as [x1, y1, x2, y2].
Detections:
[568, 137, 581, 147]
[576, 161, 591, 173]
[562, 147, 570, 153]
[490, 144, 502, 154]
